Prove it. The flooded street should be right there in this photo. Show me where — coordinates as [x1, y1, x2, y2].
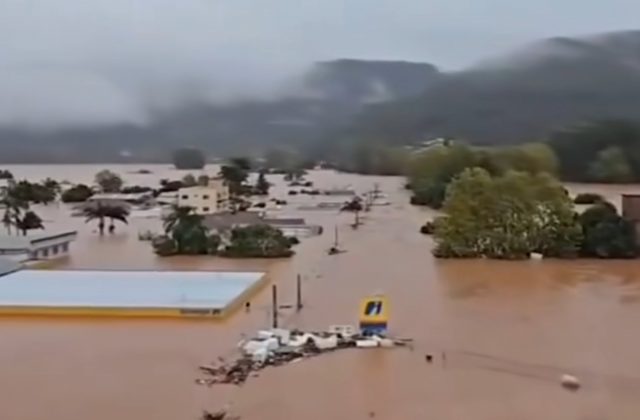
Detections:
[1, 165, 640, 419]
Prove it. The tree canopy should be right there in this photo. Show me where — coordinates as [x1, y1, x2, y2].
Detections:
[172, 148, 206, 170]
[61, 184, 94, 203]
[408, 142, 558, 209]
[433, 168, 581, 259]
[94, 170, 123, 193]
[578, 201, 637, 258]
[549, 120, 640, 183]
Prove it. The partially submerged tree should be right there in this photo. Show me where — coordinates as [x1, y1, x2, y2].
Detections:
[181, 174, 197, 187]
[83, 203, 129, 235]
[222, 225, 295, 258]
[433, 168, 581, 259]
[219, 158, 251, 196]
[14, 210, 44, 236]
[158, 206, 218, 255]
[172, 148, 206, 170]
[1, 192, 28, 235]
[94, 170, 123, 193]
[255, 171, 270, 195]
[61, 184, 94, 203]
[578, 201, 637, 258]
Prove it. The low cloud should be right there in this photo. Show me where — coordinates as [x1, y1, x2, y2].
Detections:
[0, 0, 637, 131]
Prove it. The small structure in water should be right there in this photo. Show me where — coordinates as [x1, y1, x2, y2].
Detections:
[359, 295, 389, 335]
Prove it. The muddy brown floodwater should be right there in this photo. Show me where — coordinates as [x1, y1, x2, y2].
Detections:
[1, 165, 640, 420]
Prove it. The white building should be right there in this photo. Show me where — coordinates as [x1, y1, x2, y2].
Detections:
[177, 179, 229, 215]
[0, 231, 77, 263]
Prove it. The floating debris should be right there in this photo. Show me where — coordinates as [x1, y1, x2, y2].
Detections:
[561, 374, 581, 391]
[196, 327, 412, 387]
[202, 410, 239, 420]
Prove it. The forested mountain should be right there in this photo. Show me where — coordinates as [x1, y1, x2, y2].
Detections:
[3, 30, 640, 163]
[341, 30, 640, 147]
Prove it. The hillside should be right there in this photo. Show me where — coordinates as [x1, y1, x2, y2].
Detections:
[342, 30, 640, 146]
[0, 60, 440, 163]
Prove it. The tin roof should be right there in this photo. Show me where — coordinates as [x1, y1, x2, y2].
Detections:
[0, 269, 264, 310]
[0, 231, 77, 251]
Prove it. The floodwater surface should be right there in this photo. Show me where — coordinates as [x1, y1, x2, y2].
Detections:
[0, 165, 639, 420]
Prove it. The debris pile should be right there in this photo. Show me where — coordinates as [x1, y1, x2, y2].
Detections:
[196, 326, 411, 387]
[202, 410, 239, 420]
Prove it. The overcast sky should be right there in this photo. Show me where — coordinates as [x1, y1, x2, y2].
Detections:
[0, 0, 638, 130]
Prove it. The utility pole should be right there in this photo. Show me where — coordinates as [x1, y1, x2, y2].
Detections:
[296, 274, 303, 311]
[271, 284, 278, 328]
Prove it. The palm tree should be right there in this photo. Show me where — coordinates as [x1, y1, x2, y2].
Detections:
[105, 205, 130, 234]
[15, 210, 44, 236]
[163, 205, 195, 233]
[83, 203, 129, 235]
[162, 206, 208, 253]
[1, 190, 28, 235]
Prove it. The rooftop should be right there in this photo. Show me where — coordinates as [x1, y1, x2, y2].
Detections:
[0, 269, 264, 310]
[0, 231, 77, 251]
[0, 259, 20, 277]
[203, 213, 309, 230]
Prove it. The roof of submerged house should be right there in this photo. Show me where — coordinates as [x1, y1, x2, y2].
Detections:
[0, 269, 265, 310]
[202, 212, 308, 230]
[0, 259, 20, 277]
[0, 231, 77, 251]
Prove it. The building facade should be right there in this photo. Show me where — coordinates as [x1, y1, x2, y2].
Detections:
[177, 180, 230, 215]
[0, 231, 77, 263]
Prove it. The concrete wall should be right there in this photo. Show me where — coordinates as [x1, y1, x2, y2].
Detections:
[178, 185, 229, 215]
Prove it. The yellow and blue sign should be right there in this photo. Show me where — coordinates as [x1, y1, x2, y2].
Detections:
[359, 295, 389, 335]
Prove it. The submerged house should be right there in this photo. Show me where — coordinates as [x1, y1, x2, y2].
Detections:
[0, 231, 77, 263]
[202, 212, 322, 238]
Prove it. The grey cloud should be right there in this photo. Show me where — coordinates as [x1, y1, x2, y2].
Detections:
[0, 0, 638, 130]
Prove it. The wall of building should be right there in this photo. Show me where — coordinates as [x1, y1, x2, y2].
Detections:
[178, 185, 229, 215]
[30, 241, 71, 260]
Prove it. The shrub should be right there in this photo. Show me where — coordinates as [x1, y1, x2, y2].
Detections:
[573, 193, 603, 205]
[61, 184, 94, 203]
[172, 148, 206, 170]
[420, 221, 435, 235]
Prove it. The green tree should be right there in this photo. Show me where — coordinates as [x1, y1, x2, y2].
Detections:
[490, 143, 559, 176]
[588, 146, 633, 183]
[0, 170, 13, 180]
[161, 206, 213, 254]
[181, 174, 197, 187]
[61, 184, 94, 203]
[578, 201, 637, 258]
[255, 171, 270, 195]
[219, 158, 250, 196]
[433, 169, 581, 259]
[1, 191, 28, 235]
[94, 170, 123, 193]
[197, 174, 210, 186]
[172, 148, 206, 170]
[104, 205, 130, 234]
[42, 178, 61, 195]
[222, 225, 295, 258]
[14, 210, 44, 236]
[83, 203, 128, 235]
[550, 120, 640, 182]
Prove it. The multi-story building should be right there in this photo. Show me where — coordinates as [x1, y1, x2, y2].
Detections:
[177, 179, 230, 215]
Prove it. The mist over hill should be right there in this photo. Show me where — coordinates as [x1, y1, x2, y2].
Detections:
[341, 30, 640, 148]
[3, 30, 640, 162]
